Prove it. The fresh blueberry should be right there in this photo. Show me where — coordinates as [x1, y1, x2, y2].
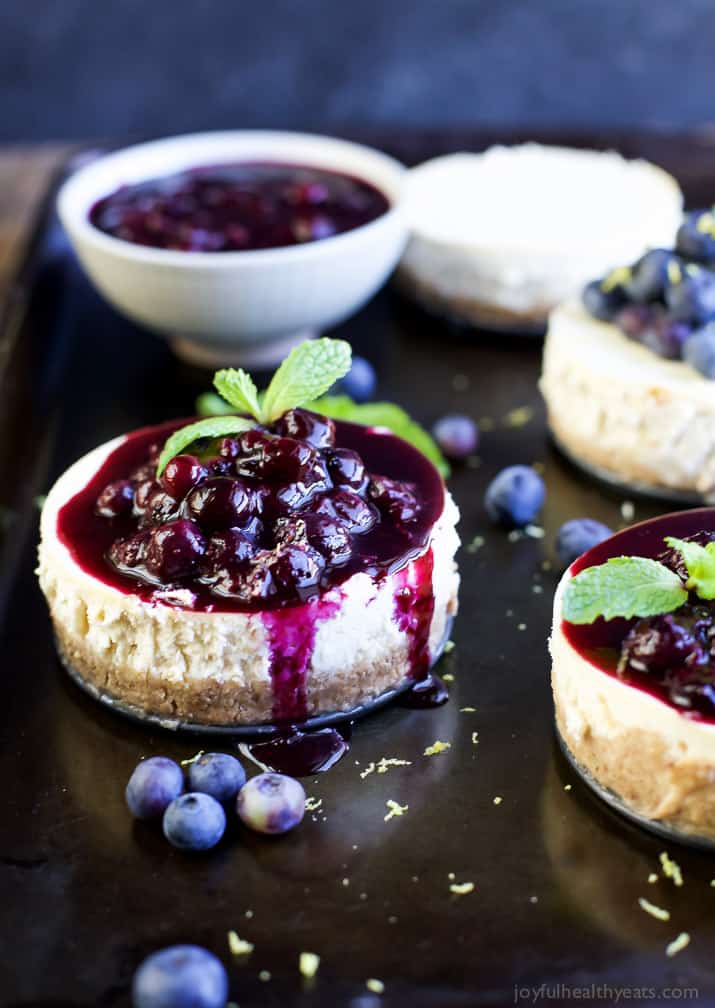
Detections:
[555, 518, 613, 568]
[665, 264, 715, 325]
[625, 249, 680, 303]
[162, 793, 226, 851]
[484, 465, 545, 528]
[615, 304, 656, 340]
[432, 414, 478, 461]
[126, 757, 183, 820]
[132, 944, 228, 1008]
[683, 323, 715, 378]
[676, 209, 715, 264]
[335, 356, 376, 403]
[581, 276, 627, 322]
[639, 315, 691, 360]
[187, 752, 247, 803]
[236, 772, 306, 835]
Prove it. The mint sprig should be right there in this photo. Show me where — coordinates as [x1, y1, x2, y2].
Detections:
[562, 556, 688, 625]
[158, 337, 351, 474]
[195, 392, 450, 476]
[156, 416, 254, 477]
[664, 536, 715, 599]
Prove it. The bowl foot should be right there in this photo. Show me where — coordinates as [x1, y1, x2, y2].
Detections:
[170, 329, 316, 370]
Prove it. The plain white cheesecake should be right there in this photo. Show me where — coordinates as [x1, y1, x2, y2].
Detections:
[397, 144, 682, 330]
[38, 425, 460, 728]
[541, 300, 715, 498]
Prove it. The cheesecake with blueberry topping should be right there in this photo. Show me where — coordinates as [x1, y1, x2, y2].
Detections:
[37, 342, 459, 728]
[541, 209, 715, 498]
[550, 509, 715, 841]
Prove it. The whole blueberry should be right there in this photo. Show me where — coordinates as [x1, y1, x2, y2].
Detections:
[484, 465, 545, 528]
[676, 209, 715, 264]
[581, 277, 627, 322]
[625, 249, 680, 304]
[335, 356, 376, 403]
[187, 752, 247, 803]
[432, 414, 478, 461]
[555, 518, 613, 568]
[163, 793, 226, 851]
[236, 772, 306, 835]
[683, 324, 715, 379]
[132, 944, 228, 1008]
[126, 757, 183, 820]
[665, 264, 715, 325]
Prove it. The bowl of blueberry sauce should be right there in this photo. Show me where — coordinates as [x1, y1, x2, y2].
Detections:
[57, 131, 407, 367]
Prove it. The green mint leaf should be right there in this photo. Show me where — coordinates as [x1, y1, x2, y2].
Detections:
[196, 392, 234, 417]
[664, 536, 715, 600]
[260, 338, 351, 423]
[213, 368, 261, 420]
[309, 395, 450, 478]
[562, 556, 687, 624]
[156, 416, 254, 477]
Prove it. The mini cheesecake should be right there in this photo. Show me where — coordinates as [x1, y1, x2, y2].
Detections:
[397, 144, 682, 331]
[550, 509, 715, 842]
[38, 409, 460, 727]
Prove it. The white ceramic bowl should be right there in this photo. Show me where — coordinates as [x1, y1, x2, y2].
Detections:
[57, 131, 407, 367]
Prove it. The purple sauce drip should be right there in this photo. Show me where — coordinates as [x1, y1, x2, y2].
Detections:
[262, 594, 341, 722]
[393, 547, 436, 680]
[242, 725, 350, 777]
[88, 161, 390, 252]
[563, 507, 715, 724]
[401, 671, 450, 709]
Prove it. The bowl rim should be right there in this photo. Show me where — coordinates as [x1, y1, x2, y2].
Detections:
[56, 129, 407, 268]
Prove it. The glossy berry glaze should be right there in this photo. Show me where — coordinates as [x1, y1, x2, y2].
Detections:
[88, 162, 390, 252]
[56, 410, 444, 723]
[563, 508, 715, 723]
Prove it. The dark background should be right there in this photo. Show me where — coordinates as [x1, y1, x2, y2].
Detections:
[3, 0, 715, 142]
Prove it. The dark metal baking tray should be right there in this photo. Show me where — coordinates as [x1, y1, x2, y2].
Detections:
[3, 130, 715, 1007]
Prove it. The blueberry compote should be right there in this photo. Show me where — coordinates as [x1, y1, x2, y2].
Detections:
[89, 162, 390, 252]
[563, 509, 715, 722]
[57, 410, 443, 722]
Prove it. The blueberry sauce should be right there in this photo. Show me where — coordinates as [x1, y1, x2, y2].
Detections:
[401, 672, 450, 709]
[56, 411, 444, 723]
[89, 162, 390, 252]
[563, 508, 715, 723]
[240, 725, 351, 777]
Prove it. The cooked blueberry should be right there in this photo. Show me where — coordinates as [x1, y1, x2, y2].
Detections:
[236, 772, 306, 834]
[218, 436, 240, 459]
[260, 481, 313, 517]
[145, 519, 206, 581]
[160, 454, 206, 499]
[134, 478, 162, 515]
[683, 324, 715, 378]
[369, 476, 419, 523]
[676, 209, 715, 263]
[274, 408, 336, 448]
[622, 614, 708, 674]
[555, 519, 613, 568]
[125, 756, 183, 820]
[270, 543, 325, 596]
[665, 263, 715, 324]
[432, 414, 478, 461]
[484, 465, 545, 528]
[202, 528, 257, 573]
[668, 678, 715, 715]
[203, 455, 233, 476]
[132, 945, 228, 1008]
[325, 447, 367, 491]
[186, 477, 252, 530]
[109, 530, 151, 570]
[581, 276, 627, 322]
[162, 792, 226, 851]
[306, 514, 352, 564]
[312, 489, 378, 533]
[96, 479, 134, 518]
[625, 249, 680, 303]
[187, 753, 246, 803]
[334, 356, 377, 403]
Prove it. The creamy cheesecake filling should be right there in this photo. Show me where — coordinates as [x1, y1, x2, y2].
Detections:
[38, 421, 459, 724]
